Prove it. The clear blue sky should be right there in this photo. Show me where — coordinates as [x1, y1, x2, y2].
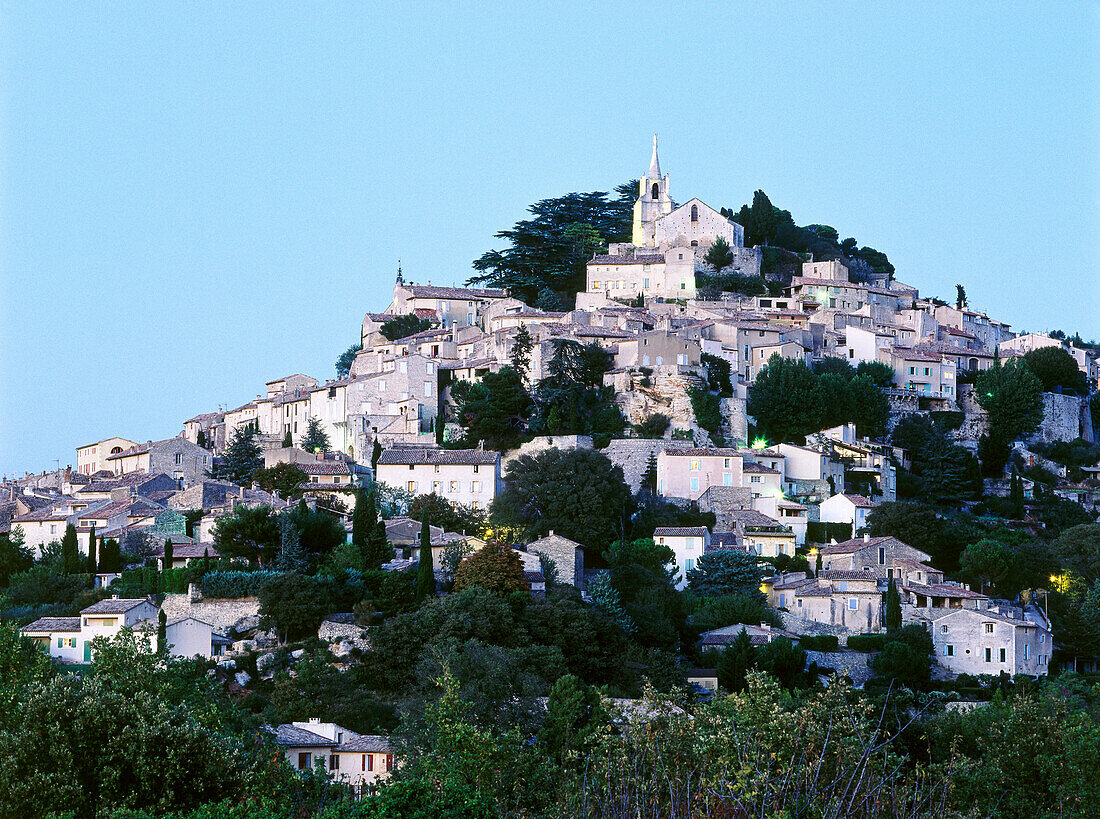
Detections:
[2, 2, 1097, 477]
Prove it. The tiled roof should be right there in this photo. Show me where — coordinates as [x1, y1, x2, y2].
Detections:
[726, 510, 786, 529]
[588, 254, 664, 265]
[662, 447, 743, 457]
[820, 535, 900, 555]
[154, 543, 219, 560]
[742, 463, 779, 474]
[295, 462, 353, 476]
[654, 526, 709, 537]
[841, 494, 877, 508]
[403, 285, 506, 300]
[890, 347, 943, 363]
[268, 725, 335, 747]
[80, 598, 150, 614]
[902, 582, 986, 600]
[21, 616, 81, 633]
[338, 734, 395, 753]
[820, 570, 879, 581]
[376, 448, 498, 466]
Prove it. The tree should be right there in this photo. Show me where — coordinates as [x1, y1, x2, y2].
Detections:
[453, 543, 528, 595]
[1010, 470, 1025, 518]
[211, 504, 280, 566]
[407, 493, 485, 536]
[163, 538, 173, 572]
[99, 538, 121, 573]
[336, 342, 363, 378]
[86, 527, 97, 574]
[0, 533, 33, 588]
[856, 360, 896, 387]
[156, 609, 167, 654]
[490, 448, 632, 549]
[1051, 524, 1100, 582]
[300, 417, 331, 453]
[258, 573, 330, 643]
[716, 627, 756, 692]
[365, 517, 393, 571]
[976, 359, 1043, 470]
[251, 462, 308, 499]
[747, 190, 779, 246]
[847, 375, 890, 440]
[468, 184, 635, 302]
[211, 425, 263, 485]
[281, 429, 293, 448]
[885, 577, 901, 633]
[704, 235, 734, 274]
[955, 284, 968, 309]
[415, 510, 435, 601]
[1024, 346, 1087, 394]
[450, 366, 533, 450]
[380, 313, 434, 341]
[686, 550, 764, 599]
[701, 352, 733, 397]
[959, 539, 1013, 594]
[60, 524, 81, 575]
[539, 674, 605, 762]
[372, 438, 383, 471]
[642, 450, 658, 492]
[195, 428, 207, 449]
[755, 637, 807, 689]
[587, 570, 635, 635]
[274, 513, 310, 573]
[288, 499, 345, 562]
[532, 339, 622, 439]
[509, 324, 534, 382]
[747, 355, 820, 443]
[352, 486, 374, 553]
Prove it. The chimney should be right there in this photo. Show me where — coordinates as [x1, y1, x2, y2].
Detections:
[864, 533, 870, 543]
[548, 529, 554, 537]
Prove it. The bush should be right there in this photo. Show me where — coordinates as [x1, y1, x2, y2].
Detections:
[798, 634, 839, 652]
[930, 410, 964, 432]
[846, 634, 886, 652]
[199, 570, 284, 599]
[806, 522, 852, 544]
[634, 414, 670, 439]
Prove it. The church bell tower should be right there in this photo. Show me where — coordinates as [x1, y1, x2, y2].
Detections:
[632, 134, 672, 246]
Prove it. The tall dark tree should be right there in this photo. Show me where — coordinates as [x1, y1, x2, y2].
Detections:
[976, 359, 1043, 474]
[1010, 471, 1025, 519]
[955, 284, 968, 309]
[212, 505, 281, 567]
[747, 355, 820, 443]
[468, 183, 636, 303]
[747, 189, 778, 246]
[364, 518, 393, 571]
[716, 627, 756, 692]
[371, 439, 383, 472]
[281, 429, 293, 448]
[211, 425, 263, 485]
[351, 486, 374, 556]
[300, 417, 331, 453]
[704, 236, 734, 274]
[415, 510, 435, 601]
[163, 539, 173, 572]
[99, 538, 121, 573]
[450, 367, 533, 450]
[885, 577, 902, 633]
[61, 525, 81, 575]
[642, 450, 658, 493]
[86, 528, 97, 574]
[157, 609, 167, 655]
[1024, 346, 1087, 394]
[509, 324, 534, 383]
[0, 533, 34, 587]
[196, 429, 207, 449]
[335, 342, 363, 378]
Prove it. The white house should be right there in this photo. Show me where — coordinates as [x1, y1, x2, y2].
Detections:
[269, 720, 396, 794]
[374, 448, 501, 511]
[927, 604, 1052, 678]
[818, 493, 877, 533]
[653, 526, 710, 590]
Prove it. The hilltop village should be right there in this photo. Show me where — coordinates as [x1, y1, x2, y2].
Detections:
[3, 141, 1100, 815]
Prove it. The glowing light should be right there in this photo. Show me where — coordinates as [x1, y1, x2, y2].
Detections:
[1049, 574, 1071, 593]
[752, 437, 769, 450]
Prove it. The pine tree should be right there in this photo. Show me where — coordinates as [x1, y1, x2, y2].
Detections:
[587, 570, 635, 634]
[351, 487, 375, 555]
[86, 527, 97, 573]
[716, 627, 756, 692]
[213, 425, 263, 485]
[196, 429, 207, 449]
[61, 524, 81, 575]
[365, 519, 392, 571]
[415, 510, 435, 601]
[157, 609, 167, 655]
[815, 549, 823, 577]
[704, 235, 734, 274]
[282, 429, 293, 448]
[301, 417, 331, 453]
[274, 513, 309, 573]
[509, 324, 534, 382]
[886, 576, 902, 633]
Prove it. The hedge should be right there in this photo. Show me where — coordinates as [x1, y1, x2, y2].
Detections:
[806, 522, 853, 545]
[199, 570, 284, 599]
[846, 633, 886, 652]
[798, 634, 839, 652]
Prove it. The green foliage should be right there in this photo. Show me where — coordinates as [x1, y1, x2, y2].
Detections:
[508, 323, 534, 383]
[199, 570, 284, 599]
[687, 385, 722, 439]
[703, 235, 734, 273]
[716, 627, 756, 692]
[274, 514, 309, 573]
[755, 636, 808, 689]
[845, 633, 887, 652]
[892, 416, 982, 504]
[415, 510, 434, 601]
[0, 532, 34, 588]
[453, 543, 527, 595]
[959, 538, 1015, 594]
[976, 358, 1043, 471]
[300, 417, 331, 453]
[885, 576, 901, 632]
[288, 500, 346, 563]
[468, 183, 635, 302]
[335, 342, 362, 378]
[587, 570, 635, 635]
[634, 413, 670, 439]
[61, 523, 81, 575]
[449, 366, 532, 450]
[700, 352, 733, 397]
[689, 592, 779, 633]
[1024, 345, 1088, 393]
[865, 501, 982, 572]
[258, 573, 332, 643]
[805, 521, 853, 544]
[213, 505, 281, 567]
[379, 313, 433, 341]
[281, 429, 293, 448]
[686, 549, 764, 599]
[491, 448, 631, 549]
[1051, 524, 1100, 582]
[210, 425, 263, 485]
[251, 459, 308, 499]
[532, 339, 622, 438]
[695, 272, 768, 298]
[538, 674, 606, 763]
[797, 634, 839, 652]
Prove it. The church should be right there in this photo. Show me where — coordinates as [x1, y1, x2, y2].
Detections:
[586, 137, 761, 299]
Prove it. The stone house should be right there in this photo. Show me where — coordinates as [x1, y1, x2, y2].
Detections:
[657, 447, 744, 501]
[21, 597, 158, 663]
[76, 437, 138, 476]
[924, 604, 1052, 677]
[765, 570, 884, 632]
[723, 509, 797, 556]
[614, 330, 701, 369]
[374, 448, 501, 511]
[526, 530, 584, 588]
[389, 282, 507, 330]
[932, 305, 1014, 351]
[104, 437, 211, 488]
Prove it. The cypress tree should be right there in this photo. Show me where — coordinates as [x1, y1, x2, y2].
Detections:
[415, 510, 435, 601]
[885, 576, 902, 633]
[101, 538, 120, 573]
[365, 519, 392, 571]
[87, 527, 97, 573]
[642, 451, 658, 492]
[163, 538, 174, 572]
[815, 550, 823, 577]
[282, 429, 293, 448]
[157, 609, 167, 655]
[61, 524, 80, 575]
[352, 487, 373, 555]
[196, 429, 207, 448]
[371, 439, 383, 471]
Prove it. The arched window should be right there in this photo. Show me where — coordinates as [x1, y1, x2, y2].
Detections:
[968, 357, 979, 371]
[690, 240, 698, 247]
[690, 204, 699, 222]
[651, 182, 659, 199]
[110, 446, 123, 455]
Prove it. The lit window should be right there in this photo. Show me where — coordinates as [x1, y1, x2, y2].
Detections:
[407, 481, 416, 492]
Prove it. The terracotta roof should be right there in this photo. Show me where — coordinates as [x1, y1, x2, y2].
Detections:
[726, 510, 785, 529]
[376, 448, 498, 466]
[838, 494, 876, 508]
[742, 463, 779, 474]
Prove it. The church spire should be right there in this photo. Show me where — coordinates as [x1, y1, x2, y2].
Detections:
[647, 134, 661, 179]
[396, 260, 404, 285]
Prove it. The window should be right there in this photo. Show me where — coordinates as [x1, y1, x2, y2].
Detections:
[174, 453, 183, 465]
[984, 623, 994, 634]
[651, 182, 659, 199]
[473, 464, 479, 473]
[878, 547, 886, 565]
[944, 645, 954, 656]
[363, 754, 369, 771]
[1024, 644, 1030, 660]
[999, 648, 1006, 663]
[432, 481, 441, 493]
[449, 481, 458, 492]
[1040, 654, 1047, 665]
[923, 367, 931, 376]
[329, 755, 339, 771]
[471, 500, 479, 510]
[690, 204, 698, 222]
[908, 366, 916, 375]
[722, 473, 732, 486]
[471, 480, 480, 493]
[984, 647, 992, 663]
[386, 754, 394, 772]
[797, 599, 803, 608]
[50, 524, 56, 535]
[690, 477, 699, 492]
[1040, 634, 1045, 643]
[424, 381, 432, 396]
[593, 280, 601, 289]
[848, 598, 858, 611]
[298, 753, 312, 771]
[434, 464, 440, 473]
[941, 625, 949, 633]
[750, 476, 761, 484]
[684, 558, 694, 572]
[407, 481, 416, 492]
[378, 379, 386, 392]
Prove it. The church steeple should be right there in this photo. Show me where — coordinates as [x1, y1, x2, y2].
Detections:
[648, 134, 661, 180]
[396, 260, 404, 285]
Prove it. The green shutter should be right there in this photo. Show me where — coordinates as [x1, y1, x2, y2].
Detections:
[57, 638, 62, 648]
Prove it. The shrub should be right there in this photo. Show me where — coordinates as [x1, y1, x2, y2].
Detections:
[798, 634, 839, 652]
[634, 414, 670, 439]
[846, 633, 886, 652]
[199, 570, 284, 599]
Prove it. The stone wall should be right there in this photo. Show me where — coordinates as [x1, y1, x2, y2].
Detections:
[720, 396, 748, 443]
[603, 439, 668, 494]
[1028, 393, 1085, 444]
[806, 649, 873, 686]
[696, 486, 753, 530]
[160, 593, 260, 636]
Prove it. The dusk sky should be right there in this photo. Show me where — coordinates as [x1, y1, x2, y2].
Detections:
[2, 2, 1097, 476]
